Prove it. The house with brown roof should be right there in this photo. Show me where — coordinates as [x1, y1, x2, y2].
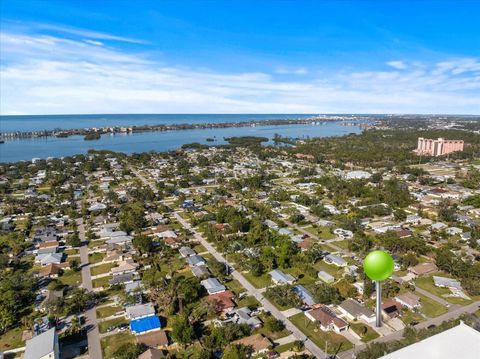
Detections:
[137, 348, 165, 359]
[206, 290, 236, 314]
[396, 292, 421, 309]
[38, 262, 70, 279]
[305, 305, 349, 333]
[382, 299, 402, 319]
[409, 262, 438, 276]
[136, 330, 169, 348]
[231, 334, 272, 355]
[110, 260, 138, 276]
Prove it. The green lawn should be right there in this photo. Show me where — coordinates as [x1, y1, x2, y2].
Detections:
[400, 309, 425, 326]
[92, 275, 112, 288]
[192, 243, 207, 253]
[88, 252, 106, 264]
[88, 240, 106, 249]
[417, 293, 448, 318]
[243, 272, 272, 288]
[101, 332, 135, 357]
[91, 263, 118, 276]
[64, 248, 79, 255]
[349, 322, 379, 342]
[96, 305, 124, 319]
[98, 317, 128, 334]
[59, 269, 82, 286]
[415, 275, 451, 298]
[237, 295, 261, 308]
[225, 279, 247, 295]
[334, 240, 350, 250]
[290, 313, 353, 354]
[414, 275, 473, 305]
[313, 260, 343, 277]
[0, 327, 24, 351]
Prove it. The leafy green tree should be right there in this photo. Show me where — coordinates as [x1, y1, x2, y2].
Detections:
[119, 201, 146, 233]
[132, 235, 153, 254]
[112, 343, 144, 359]
[310, 283, 342, 304]
[171, 314, 196, 345]
[223, 344, 251, 359]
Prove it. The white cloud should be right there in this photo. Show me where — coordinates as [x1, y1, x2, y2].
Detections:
[386, 61, 407, 70]
[1, 31, 479, 115]
[274, 66, 308, 75]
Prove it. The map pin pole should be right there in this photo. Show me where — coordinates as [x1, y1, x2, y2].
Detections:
[376, 280, 382, 327]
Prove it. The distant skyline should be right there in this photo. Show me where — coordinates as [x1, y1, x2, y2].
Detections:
[1, 1, 479, 115]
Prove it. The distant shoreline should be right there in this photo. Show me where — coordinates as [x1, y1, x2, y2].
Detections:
[0, 116, 373, 141]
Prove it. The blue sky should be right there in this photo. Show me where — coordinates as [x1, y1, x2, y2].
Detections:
[1, 1, 479, 114]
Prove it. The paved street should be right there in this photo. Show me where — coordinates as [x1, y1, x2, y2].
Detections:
[173, 212, 328, 359]
[337, 299, 480, 359]
[134, 168, 480, 359]
[78, 218, 103, 359]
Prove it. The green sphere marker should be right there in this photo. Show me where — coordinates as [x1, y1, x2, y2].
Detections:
[363, 250, 394, 328]
[363, 250, 394, 281]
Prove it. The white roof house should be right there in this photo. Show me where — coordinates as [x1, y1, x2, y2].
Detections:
[269, 269, 296, 285]
[380, 322, 480, 359]
[433, 276, 462, 290]
[318, 271, 335, 283]
[345, 170, 371, 180]
[125, 303, 156, 320]
[186, 255, 206, 267]
[156, 230, 178, 239]
[201, 278, 226, 294]
[324, 254, 347, 267]
[24, 328, 59, 359]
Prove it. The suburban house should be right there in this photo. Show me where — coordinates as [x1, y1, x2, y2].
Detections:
[231, 334, 272, 356]
[293, 285, 316, 306]
[318, 270, 335, 284]
[206, 290, 236, 314]
[137, 348, 165, 359]
[24, 327, 59, 359]
[395, 292, 421, 309]
[324, 254, 347, 267]
[186, 255, 206, 267]
[191, 265, 210, 278]
[433, 276, 462, 290]
[201, 277, 226, 294]
[269, 269, 296, 285]
[232, 307, 262, 328]
[126, 303, 156, 320]
[179, 246, 196, 258]
[305, 305, 349, 333]
[409, 262, 439, 276]
[337, 299, 375, 324]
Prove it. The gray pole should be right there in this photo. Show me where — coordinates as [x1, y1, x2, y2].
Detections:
[376, 281, 382, 327]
